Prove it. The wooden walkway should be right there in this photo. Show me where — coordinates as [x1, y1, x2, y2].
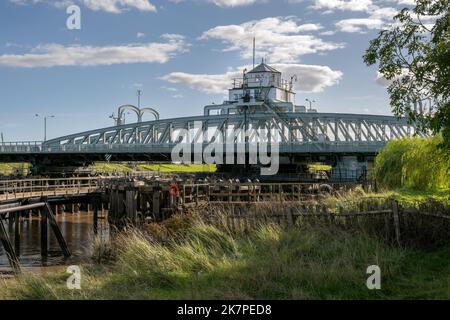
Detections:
[181, 181, 358, 205]
[0, 177, 104, 202]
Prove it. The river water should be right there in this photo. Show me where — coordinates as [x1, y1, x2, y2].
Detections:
[0, 212, 109, 273]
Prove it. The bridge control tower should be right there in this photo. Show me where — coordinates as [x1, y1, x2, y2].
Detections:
[204, 61, 306, 116]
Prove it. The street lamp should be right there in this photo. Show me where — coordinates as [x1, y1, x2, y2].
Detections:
[305, 98, 316, 112]
[122, 111, 132, 124]
[35, 114, 55, 142]
[137, 89, 142, 108]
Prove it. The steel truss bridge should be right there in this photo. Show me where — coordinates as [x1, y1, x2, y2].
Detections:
[0, 113, 418, 161]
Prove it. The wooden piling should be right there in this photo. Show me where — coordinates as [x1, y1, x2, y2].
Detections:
[392, 199, 401, 245]
[0, 215, 21, 273]
[14, 211, 20, 255]
[8, 212, 14, 232]
[45, 203, 71, 257]
[40, 208, 48, 257]
[93, 201, 99, 235]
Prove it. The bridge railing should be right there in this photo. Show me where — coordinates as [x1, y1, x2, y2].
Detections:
[0, 141, 43, 153]
[0, 141, 42, 146]
[0, 177, 108, 201]
[0, 141, 387, 154]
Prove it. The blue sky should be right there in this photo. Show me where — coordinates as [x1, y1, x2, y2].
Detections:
[0, 0, 415, 141]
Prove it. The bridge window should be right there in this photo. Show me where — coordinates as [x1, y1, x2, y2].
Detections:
[209, 109, 221, 116]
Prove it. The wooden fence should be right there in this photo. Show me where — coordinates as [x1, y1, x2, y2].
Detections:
[209, 197, 450, 246]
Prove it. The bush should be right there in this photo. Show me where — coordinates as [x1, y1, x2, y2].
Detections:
[374, 136, 449, 190]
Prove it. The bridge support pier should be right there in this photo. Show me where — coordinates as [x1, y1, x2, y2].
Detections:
[331, 156, 370, 182]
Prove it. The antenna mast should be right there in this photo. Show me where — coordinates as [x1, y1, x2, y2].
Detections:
[252, 37, 256, 69]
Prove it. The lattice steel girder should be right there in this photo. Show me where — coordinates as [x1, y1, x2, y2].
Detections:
[43, 113, 415, 146]
[0, 113, 418, 156]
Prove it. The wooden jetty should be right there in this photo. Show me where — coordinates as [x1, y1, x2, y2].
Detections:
[104, 179, 360, 226]
[0, 175, 363, 272]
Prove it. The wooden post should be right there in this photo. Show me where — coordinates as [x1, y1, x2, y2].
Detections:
[45, 202, 71, 257]
[40, 208, 48, 257]
[50, 204, 57, 216]
[384, 214, 390, 240]
[392, 200, 401, 245]
[8, 212, 14, 232]
[93, 202, 99, 235]
[14, 211, 20, 255]
[287, 208, 294, 227]
[0, 215, 21, 272]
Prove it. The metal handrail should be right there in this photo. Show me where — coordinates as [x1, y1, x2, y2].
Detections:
[0, 141, 43, 146]
[0, 177, 118, 198]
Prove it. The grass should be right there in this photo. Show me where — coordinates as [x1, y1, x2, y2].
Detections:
[0, 163, 30, 176]
[137, 163, 217, 173]
[92, 162, 217, 174]
[1, 215, 449, 300]
[308, 163, 332, 173]
[0, 162, 216, 176]
[389, 188, 450, 205]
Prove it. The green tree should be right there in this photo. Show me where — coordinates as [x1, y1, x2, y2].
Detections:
[374, 135, 449, 190]
[364, 0, 450, 148]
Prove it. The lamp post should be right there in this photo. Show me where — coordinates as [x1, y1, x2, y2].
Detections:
[35, 114, 55, 142]
[305, 98, 316, 112]
[137, 90, 142, 108]
[122, 111, 131, 125]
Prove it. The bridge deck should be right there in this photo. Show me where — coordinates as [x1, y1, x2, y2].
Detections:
[0, 177, 102, 203]
[0, 113, 420, 157]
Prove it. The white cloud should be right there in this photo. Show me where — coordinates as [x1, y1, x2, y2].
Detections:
[161, 86, 178, 92]
[9, 0, 157, 13]
[276, 63, 343, 92]
[82, 0, 156, 13]
[308, 0, 375, 12]
[375, 71, 391, 87]
[200, 17, 343, 63]
[0, 35, 187, 68]
[162, 63, 343, 94]
[375, 69, 409, 87]
[208, 0, 266, 6]
[287, 1, 407, 34]
[389, 0, 416, 5]
[335, 6, 400, 33]
[336, 18, 384, 33]
[169, 0, 267, 7]
[136, 32, 146, 38]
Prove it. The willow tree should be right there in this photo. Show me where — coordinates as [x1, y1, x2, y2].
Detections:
[374, 135, 449, 190]
[364, 0, 450, 148]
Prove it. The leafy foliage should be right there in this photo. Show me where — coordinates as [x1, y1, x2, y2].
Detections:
[364, 0, 450, 147]
[374, 135, 449, 190]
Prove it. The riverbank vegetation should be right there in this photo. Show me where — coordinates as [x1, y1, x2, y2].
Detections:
[0, 163, 29, 176]
[1, 205, 449, 300]
[1, 136, 449, 300]
[94, 162, 217, 174]
[373, 135, 449, 191]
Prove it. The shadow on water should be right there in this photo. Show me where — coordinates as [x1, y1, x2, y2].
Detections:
[0, 212, 109, 272]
